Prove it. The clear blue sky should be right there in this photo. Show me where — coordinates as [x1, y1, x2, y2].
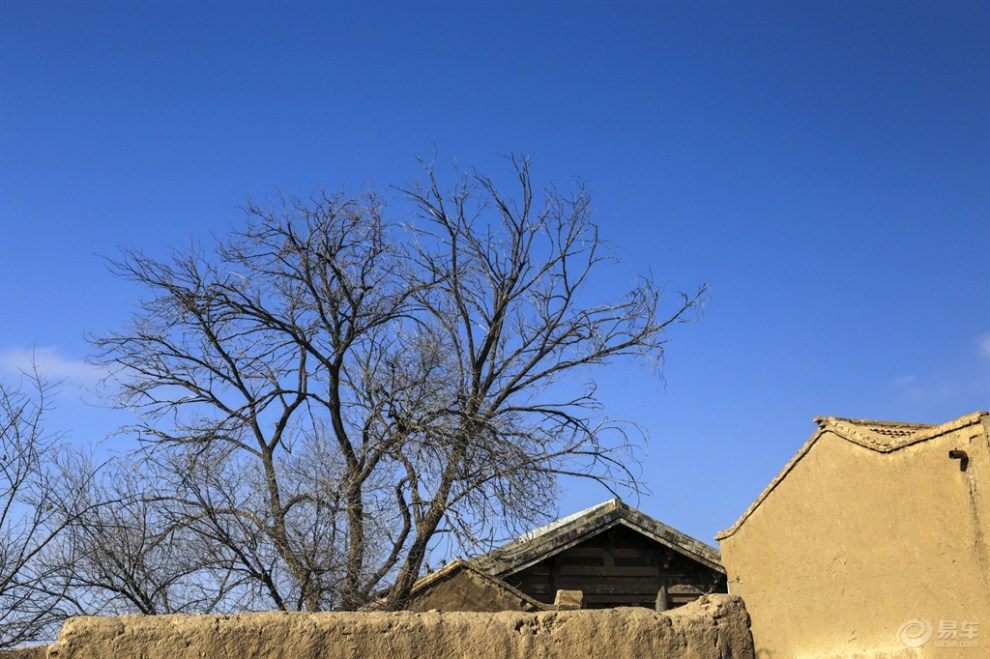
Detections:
[2, 0, 988, 546]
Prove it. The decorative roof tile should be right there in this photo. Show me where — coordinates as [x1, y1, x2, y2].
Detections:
[472, 498, 724, 577]
[716, 411, 988, 541]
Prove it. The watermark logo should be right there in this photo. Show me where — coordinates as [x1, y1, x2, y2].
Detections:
[897, 618, 980, 648]
[897, 619, 932, 648]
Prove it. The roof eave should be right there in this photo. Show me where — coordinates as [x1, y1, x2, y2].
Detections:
[476, 500, 724, 576]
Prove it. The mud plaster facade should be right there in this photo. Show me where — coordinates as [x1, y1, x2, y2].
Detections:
[400, 560, 547, 612]
[30, 594, 755, 659]
[717, 411, 990, 659]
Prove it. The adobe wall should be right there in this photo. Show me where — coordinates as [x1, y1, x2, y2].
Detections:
[0, 647, 45, 659]
[39, 594, 752, 659]
[718, 418, 990, 658]
[403, 564, 545, 612]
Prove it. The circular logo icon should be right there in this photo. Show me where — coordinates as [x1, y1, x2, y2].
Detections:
[897, 619, 933, 648]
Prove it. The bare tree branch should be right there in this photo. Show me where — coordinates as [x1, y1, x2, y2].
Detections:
[90, 157, 705, 613]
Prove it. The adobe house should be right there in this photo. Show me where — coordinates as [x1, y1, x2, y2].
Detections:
[717, 411, 990, 659]
[403, 499, 726, 612]
[463, 498, 727, 610]
[401, 559, 549, 612]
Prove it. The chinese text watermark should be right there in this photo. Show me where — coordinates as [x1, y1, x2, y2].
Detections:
[897, 618, 980, 648]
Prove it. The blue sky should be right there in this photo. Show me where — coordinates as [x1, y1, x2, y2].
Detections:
[1, 0, 988, 547]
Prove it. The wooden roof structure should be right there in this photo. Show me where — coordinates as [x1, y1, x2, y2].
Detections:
[472, 498, 726, 609]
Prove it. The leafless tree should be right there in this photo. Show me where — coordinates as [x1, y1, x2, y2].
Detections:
[0, 370, 92, 647]
[51, 455, 257, 617]
[94, 156, 706, 611]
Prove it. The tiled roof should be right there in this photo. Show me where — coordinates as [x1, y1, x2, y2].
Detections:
[472, 498, 724, 577]
[816, 417, 935, 452]
[408, 559, 548, 610]
[363, 558, 549, 612]
[716, 411, 988, 541]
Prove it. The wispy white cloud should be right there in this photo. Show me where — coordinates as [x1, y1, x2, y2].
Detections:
[891, 374, 967, 402]
[891, 333, 990, 405]
[0, 346, 105, 386]
[891, 375, 916, 388]
[976, 333, 990, 361]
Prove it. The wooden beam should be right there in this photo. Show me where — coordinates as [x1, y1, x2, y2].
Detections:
[557, 565, 660, 578]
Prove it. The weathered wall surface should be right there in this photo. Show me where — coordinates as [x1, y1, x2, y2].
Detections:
[0, 647, 46, 659]
[403, 563, 545, 612]
[718, 414, 990, 659]
[41, 594, 752, 659]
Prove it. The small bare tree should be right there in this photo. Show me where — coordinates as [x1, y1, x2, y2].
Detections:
[95, 156, 705, 611]
[0, 370, 89, 647]
[53, 456, 257, 617]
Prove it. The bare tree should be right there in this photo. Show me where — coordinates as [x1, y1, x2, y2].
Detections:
[52, 455, 258, 617]
[95, 157, 706, 611]
[0, 370, 90, 647]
